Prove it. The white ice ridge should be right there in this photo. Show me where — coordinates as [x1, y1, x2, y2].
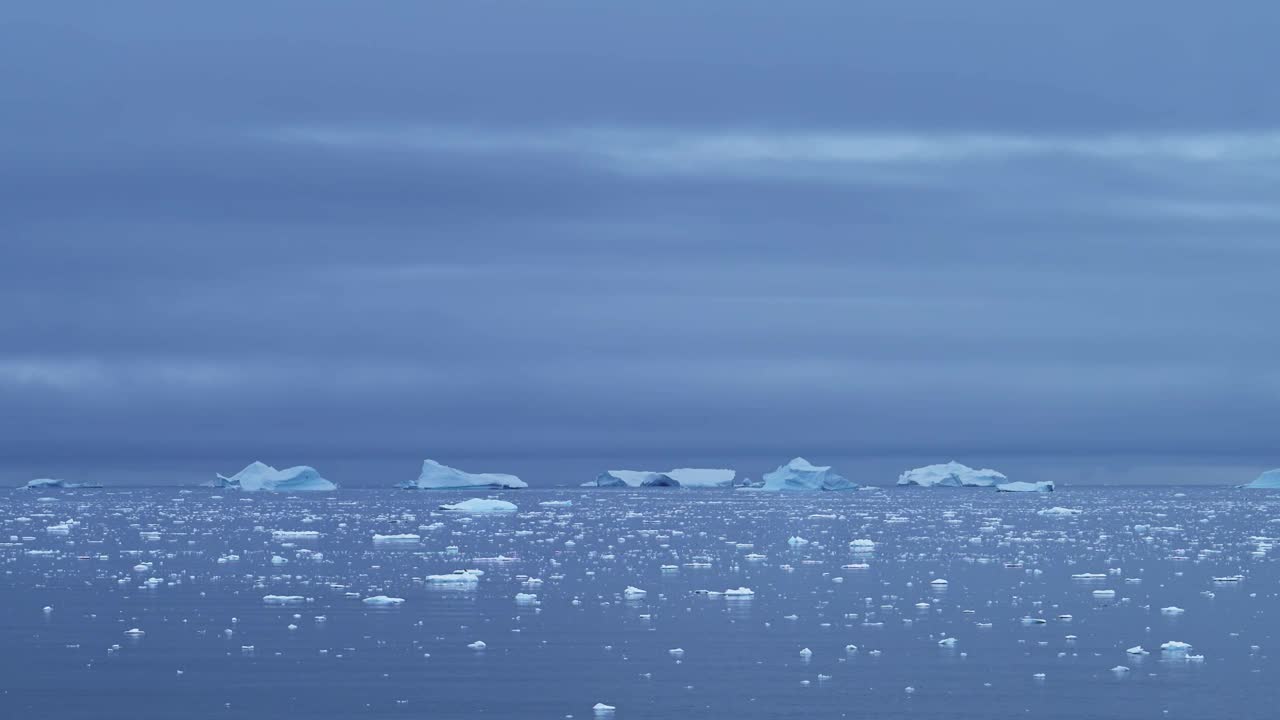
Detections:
[401, 459, 528, 490]
[897, 461, 1007, 488]
[426, 569, 484, 585]
[216, 461, 336, 492]
[995, 480, 1055, 493]
[760, 457, 856, 491]
[438, 498, 518, 514]
[583, 468, 736, 488]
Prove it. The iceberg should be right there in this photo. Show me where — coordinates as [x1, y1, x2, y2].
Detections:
[400, 459, 527, 490]
[438, 498, 518, 514]
[1241, 469, 1280, 489]
[760, 457, 856, 491]
[897, 461, 1007, 488]
[426, 569, 484, 586]
[1037, 507, 1081, 517]
[20, 478, 102, 490]
[995, 480, 1054, 492]
[216, 461, 336, 492]
[582, 468, 735, 488]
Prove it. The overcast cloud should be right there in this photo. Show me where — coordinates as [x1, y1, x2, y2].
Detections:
[3, 1, 1278, 486]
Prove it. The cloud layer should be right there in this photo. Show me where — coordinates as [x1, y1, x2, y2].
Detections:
[4, 2, 1279, 485]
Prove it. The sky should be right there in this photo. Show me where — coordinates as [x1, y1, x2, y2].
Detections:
[3, 1, 1279, 487]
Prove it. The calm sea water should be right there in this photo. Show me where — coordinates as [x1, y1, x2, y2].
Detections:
[1, 487, 1276, 719]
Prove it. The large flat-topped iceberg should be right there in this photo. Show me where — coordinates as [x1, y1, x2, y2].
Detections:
[1241, 469, 1280, 489]
[583, 468, 736, 488]
[401, 459, 528, 490]
[897, 461, 1007, 488]
[439, 498, 518, 514]
[995, 480, 1054, 493]
[761, 457, 856, 491]
[217, 461, 337, 492]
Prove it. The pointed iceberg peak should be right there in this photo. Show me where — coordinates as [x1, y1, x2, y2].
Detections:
[216, 462, 336, 492]
[897, 461, 1008, 488]
[761, 457, 857, 491]
[401, 459, 528, 490]
[1241, 468, 1280, 489]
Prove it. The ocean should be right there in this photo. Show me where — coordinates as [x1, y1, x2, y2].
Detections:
[1, 486, 1275, 719]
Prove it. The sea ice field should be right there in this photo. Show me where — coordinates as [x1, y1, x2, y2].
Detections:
[2, 486, 1277, 719]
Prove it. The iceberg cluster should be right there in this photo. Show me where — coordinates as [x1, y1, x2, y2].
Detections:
[760, 457, 856, 491]
[216, 462, 336, 492]
[1241, 469, 1280, 489]
[400, 459, 527, 490]
[583, 468, 735, 489]
[897, 462, 1007, 488]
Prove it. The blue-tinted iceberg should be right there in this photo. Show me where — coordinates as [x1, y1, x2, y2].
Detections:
[995, 480, 1054, 493]
[583, 468, 735, 488]
[897, 461, 1006, 488]
[400, 459, 527, 490]
[760, 457, 856, 491]
[1241, 469, 1280, 489]
[216, 461, 336, 492]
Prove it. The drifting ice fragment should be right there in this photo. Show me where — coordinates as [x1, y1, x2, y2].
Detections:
[995, 481, 1054, 493]
[438, 499, 518, 514]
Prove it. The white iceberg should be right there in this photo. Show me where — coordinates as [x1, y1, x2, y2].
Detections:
[216, 461, 336, 492]
[438, 498, 518, 514]
[1037, 507, 1082, 517]
[362, 595, 406, 606]
[760, 457, 856, 492]
[582, 468, 735, 488]
[372, 533, 421, 543]
[20, 478, 101, 490]
[401, 459, 527, 490]
[995, 480, 1054, 493]
[897, 461, 1006, 488]
[426, 569, 484, 586]
[271, 530, 321, 540]
[1241, 469, 1280, 489]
